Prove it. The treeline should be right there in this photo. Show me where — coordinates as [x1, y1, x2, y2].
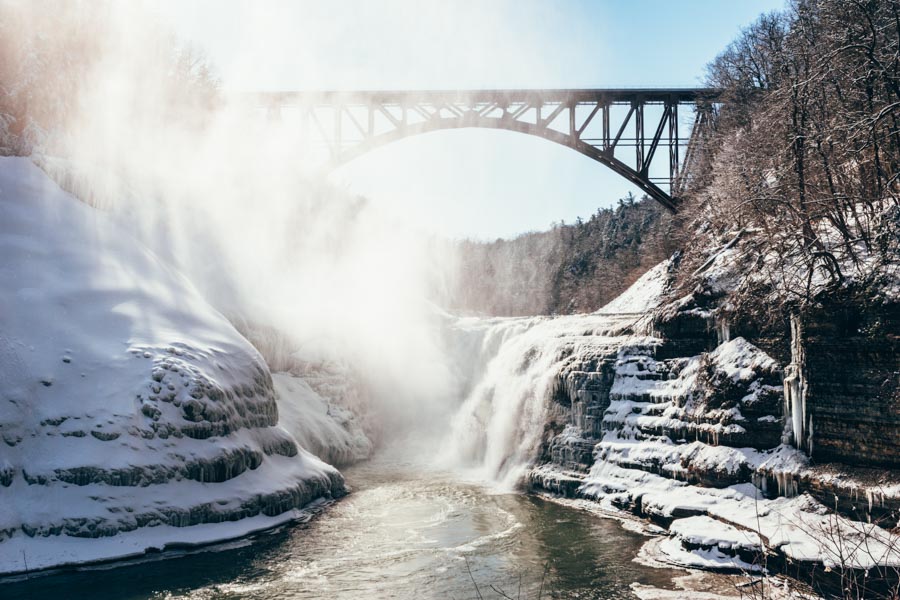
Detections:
[0, 1, 218, 156]
[682, 0, 900, 308]
[447, 194, 677, 315]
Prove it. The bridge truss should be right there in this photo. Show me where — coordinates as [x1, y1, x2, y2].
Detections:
[251, 88, 720, 211]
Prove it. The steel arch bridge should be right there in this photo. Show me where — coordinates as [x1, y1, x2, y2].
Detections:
[248, 88, 720, 211]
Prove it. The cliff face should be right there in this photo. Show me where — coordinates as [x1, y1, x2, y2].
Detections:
[525, 257, 900, 581]
[0, 158, 345, 575]
[797, 297, 900, 468]
[543, 331, 785, 490]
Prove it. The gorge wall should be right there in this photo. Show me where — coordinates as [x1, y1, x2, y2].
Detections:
[0, 158, 346, 576]
[515, 266, 900, 583]
[797, 297, 900, 469]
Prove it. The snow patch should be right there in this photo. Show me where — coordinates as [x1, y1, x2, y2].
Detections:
[597, 259, 671, 315]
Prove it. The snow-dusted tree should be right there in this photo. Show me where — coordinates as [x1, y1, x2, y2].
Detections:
[679, 0, 900, 315]
[0, 0, 220, 156]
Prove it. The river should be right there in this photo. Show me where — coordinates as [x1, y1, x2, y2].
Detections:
[2, 453, 740, 600]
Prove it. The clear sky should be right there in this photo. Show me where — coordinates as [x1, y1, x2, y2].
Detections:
[155, 0, 785, 240]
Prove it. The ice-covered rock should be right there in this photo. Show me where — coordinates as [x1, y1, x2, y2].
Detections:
[0, 157, 344, 575]
[515, 257, 900, 574]
[273, 371, 374, 467]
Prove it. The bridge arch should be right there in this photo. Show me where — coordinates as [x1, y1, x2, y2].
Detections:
[252, 89, 720, 212]
[331, 114, 677, 211]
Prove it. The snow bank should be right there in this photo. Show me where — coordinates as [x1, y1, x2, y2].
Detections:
[579, 462, 900, 570]
[273, 372, 373, 467]
[0, 157, 343, 575]
[669, 515, 763, 553]
[596, 259, 671, 314]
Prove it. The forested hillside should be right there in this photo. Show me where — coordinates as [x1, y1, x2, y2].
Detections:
[447, 194, 679, 315]
[451, 0, 899, 319]
[670, 0, 899, 317]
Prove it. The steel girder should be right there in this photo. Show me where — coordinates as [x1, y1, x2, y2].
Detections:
[250, 88, 720, 211]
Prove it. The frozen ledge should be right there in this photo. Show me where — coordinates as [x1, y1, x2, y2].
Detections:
[0, 496, 334, 579]
[530, 462, 900, 572]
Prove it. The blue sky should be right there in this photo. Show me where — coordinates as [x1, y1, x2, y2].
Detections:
[157, 0, 785, 239]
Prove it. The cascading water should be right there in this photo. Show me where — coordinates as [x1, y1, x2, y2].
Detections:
[436, 261, 671, 489]
[440, 317, 549, 488]
[439, 312, 639, 489]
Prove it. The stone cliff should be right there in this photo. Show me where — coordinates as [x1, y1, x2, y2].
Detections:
[527, 257, 900, 590]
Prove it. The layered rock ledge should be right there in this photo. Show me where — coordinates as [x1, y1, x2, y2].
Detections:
[525, 258, 899, 594]
[0, 158, 344, 576]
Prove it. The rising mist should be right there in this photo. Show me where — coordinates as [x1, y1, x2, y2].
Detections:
[0, 0, 482, 452]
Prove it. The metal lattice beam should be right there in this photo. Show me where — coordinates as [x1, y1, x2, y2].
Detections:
[245, 88, 721, 211]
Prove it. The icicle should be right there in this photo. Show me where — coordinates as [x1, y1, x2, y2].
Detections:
[783, 314, 809, 453]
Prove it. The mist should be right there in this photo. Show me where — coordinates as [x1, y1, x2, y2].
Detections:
[1, 0, 638, 472]
[0, 0, 491, 454]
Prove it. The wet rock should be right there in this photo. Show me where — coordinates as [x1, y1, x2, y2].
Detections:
[0, 466, 14, 487]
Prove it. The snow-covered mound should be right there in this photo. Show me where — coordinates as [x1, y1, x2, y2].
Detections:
[596, 259, 671, 315]
[0, 157, 344, 575]
[274, 372, 374, 467]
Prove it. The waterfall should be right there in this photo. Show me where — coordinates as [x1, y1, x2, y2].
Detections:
[440, 312, 635, 490]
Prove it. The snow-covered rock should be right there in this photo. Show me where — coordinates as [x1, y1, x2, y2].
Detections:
[516, 256, 900, 574]
[273, 371, 373, 467]
[0, 157, 344, 575]
[658, 515, 764, 572]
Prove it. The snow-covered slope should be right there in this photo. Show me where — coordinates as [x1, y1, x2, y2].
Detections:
[0, 157, 344, 575]
[595, 258, 671, 315]
[274, 372, 374, 467]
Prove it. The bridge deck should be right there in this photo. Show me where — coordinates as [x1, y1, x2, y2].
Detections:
[247, 88, 721, 106]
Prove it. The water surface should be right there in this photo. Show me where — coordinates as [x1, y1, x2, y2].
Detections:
[4, 457, 710, 599]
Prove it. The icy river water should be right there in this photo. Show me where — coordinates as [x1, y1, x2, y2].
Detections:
[3, 456, 727, 600]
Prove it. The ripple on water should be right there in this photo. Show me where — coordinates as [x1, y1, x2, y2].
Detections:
[3, 460, 723, 600]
